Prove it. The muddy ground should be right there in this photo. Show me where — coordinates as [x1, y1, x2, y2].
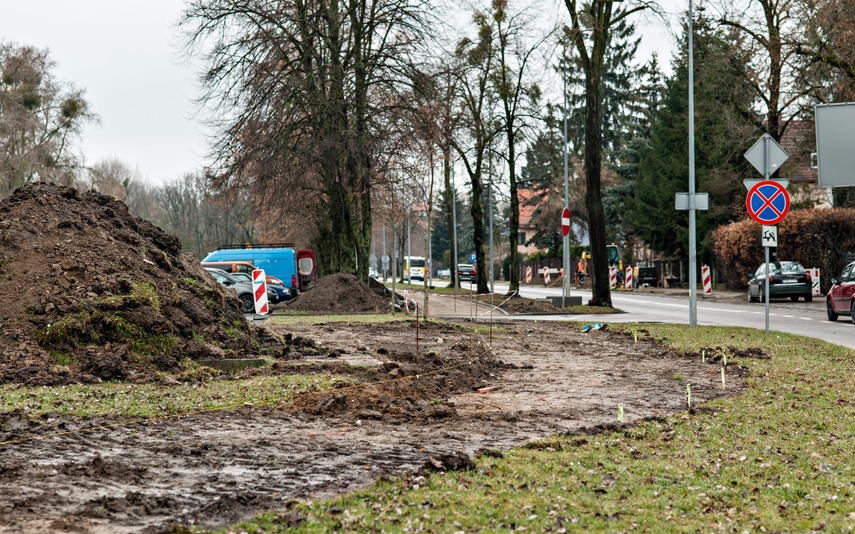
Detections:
[0, 183, 756, 533]
[0, 319, 754, 534]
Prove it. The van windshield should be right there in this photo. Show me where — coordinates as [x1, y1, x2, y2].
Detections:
[410, 259, 425, 267]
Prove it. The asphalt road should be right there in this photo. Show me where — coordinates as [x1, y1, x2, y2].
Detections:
[489, 282, 855, 351]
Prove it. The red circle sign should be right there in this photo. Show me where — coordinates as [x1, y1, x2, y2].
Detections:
[561, 207, 571, 236]
[746, 180, 790, 225]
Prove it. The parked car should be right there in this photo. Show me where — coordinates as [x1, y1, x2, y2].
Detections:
[457, 263, 476, 283]
[204, 267, 273, 313]
[826, 261, 855, 322]
[747, 261, 812, 303]
[636, 267, 660, 287]
[230, 272, 292, 303]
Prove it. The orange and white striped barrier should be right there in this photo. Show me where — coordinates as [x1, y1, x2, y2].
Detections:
[702, 265, 712, 295]
[609, 266, 617, 289]
[543, 266, 551, 285]
[809, 268, 820, 296]
[252, 269, 269, 314]
[625, 266, 633, 290]
[525, 266, 532, 284]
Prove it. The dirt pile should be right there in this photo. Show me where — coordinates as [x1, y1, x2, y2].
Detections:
[285, 273, 392, 313]
[0, 183, 293, 386]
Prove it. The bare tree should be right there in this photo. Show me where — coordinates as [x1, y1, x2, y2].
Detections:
[491, 0, 550, 296]
[0, 43, 95, 197]
[449, 9, 503, 294]
[562, 0, 652, 307]
[715, 0, 806, 141]
[181, 0, 431, 281]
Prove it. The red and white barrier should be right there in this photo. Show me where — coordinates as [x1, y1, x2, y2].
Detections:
[702, 265, 712, 295]
[252, 269, 269, 314]
[809, 268, 820, 296]
[543, 266, 551, 285]
[609, 266, 617, 289]
[525, 266, 532, 284]
[625, 267, 633, 290]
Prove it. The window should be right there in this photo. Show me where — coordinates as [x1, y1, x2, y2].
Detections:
[518, 232, 526, 244]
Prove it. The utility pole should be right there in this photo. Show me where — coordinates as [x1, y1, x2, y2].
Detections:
[688, 0, 698, 327]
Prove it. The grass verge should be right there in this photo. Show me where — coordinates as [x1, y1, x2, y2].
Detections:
[0, 374, 343, 420]
[215, 323, 855, 532]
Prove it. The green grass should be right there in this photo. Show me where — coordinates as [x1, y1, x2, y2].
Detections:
[0, 374, 343, 420]
[214, 324, 855, 533]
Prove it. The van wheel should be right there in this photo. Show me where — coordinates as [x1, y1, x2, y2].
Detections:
[240, 294, 255, 314]
[827, 299, 839, 321]
[805, 294, 812, 303]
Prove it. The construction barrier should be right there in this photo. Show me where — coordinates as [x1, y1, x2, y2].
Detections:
[525, 266, 533, 284]
[543, 266, 551, 285]
[252, 269, 269, 314]
[810, 268, 821, 296]
[702, 265, 712, 295]
[609, 266, 617, 289]
[625, 266, 633, 290]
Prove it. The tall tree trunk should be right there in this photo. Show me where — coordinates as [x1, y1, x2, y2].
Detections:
[584, 8, 613, 308]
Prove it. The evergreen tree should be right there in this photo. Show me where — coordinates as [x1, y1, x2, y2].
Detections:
[626, 11, 762, 261]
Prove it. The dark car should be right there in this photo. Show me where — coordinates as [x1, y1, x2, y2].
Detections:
[747, 261, 812, 303]
[826, 261, 855, 322]
[457, 264, 476, 283]
[636, 267, 660, 287]
[205, 267, 272, 313]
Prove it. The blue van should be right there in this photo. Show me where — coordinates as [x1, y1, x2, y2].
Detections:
[202, 244, 306, 292]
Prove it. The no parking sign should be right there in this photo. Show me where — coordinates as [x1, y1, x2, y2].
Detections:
[746, 180, 790, 225]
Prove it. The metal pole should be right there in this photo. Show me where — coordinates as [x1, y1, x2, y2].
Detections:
[489, 180, 494, 295]
[764, 245, 770, 334]
[764, 135, 771, 334]
[382, 225, 387, 281]
[562, 42, 570, 308]
[452, 163, 459, 311]
[451, 165, 460, 288]
[688, 0, 698, 327]
[407, 211, 411, 283]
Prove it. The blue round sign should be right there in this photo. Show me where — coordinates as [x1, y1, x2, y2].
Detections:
[746, 180, 790, 225]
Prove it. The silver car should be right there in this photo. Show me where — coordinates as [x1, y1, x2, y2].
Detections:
[205, 267, 272, 313]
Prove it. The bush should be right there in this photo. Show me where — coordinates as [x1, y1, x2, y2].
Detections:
[712, 208, 855, 290]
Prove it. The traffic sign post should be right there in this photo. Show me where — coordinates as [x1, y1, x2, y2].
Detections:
[560, 207, 571, 306]
[744, 133, 789, 335]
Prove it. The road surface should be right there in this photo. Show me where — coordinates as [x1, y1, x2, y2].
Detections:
[487, 283, 855, 350]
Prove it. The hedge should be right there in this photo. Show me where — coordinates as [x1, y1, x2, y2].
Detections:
[711, 208, 855, 290]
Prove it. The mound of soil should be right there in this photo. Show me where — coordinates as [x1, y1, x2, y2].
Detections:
[0, 183, 294, 386]
[285, 273, 392, 313]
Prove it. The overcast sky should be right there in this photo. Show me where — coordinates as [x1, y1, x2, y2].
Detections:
[0, 1, 681, 187]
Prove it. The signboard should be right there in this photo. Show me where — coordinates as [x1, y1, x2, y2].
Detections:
[761, 225, 778, 248]
[746, 180, 790, 225]
[470, 253, 476, 263]
[815, 103, 855, 188]
[675, 192, 709, 210]
[561, 207, 570, 236]
[744, 133, 788, 177]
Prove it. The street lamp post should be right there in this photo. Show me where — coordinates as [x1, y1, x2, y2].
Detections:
[688, 0, 698, 327]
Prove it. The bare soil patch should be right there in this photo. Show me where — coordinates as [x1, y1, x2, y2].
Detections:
[0, 319, 756, 534]
[285, 273, 391, 313]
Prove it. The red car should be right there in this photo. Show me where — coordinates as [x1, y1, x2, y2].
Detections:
[827, 261, 855, 322]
